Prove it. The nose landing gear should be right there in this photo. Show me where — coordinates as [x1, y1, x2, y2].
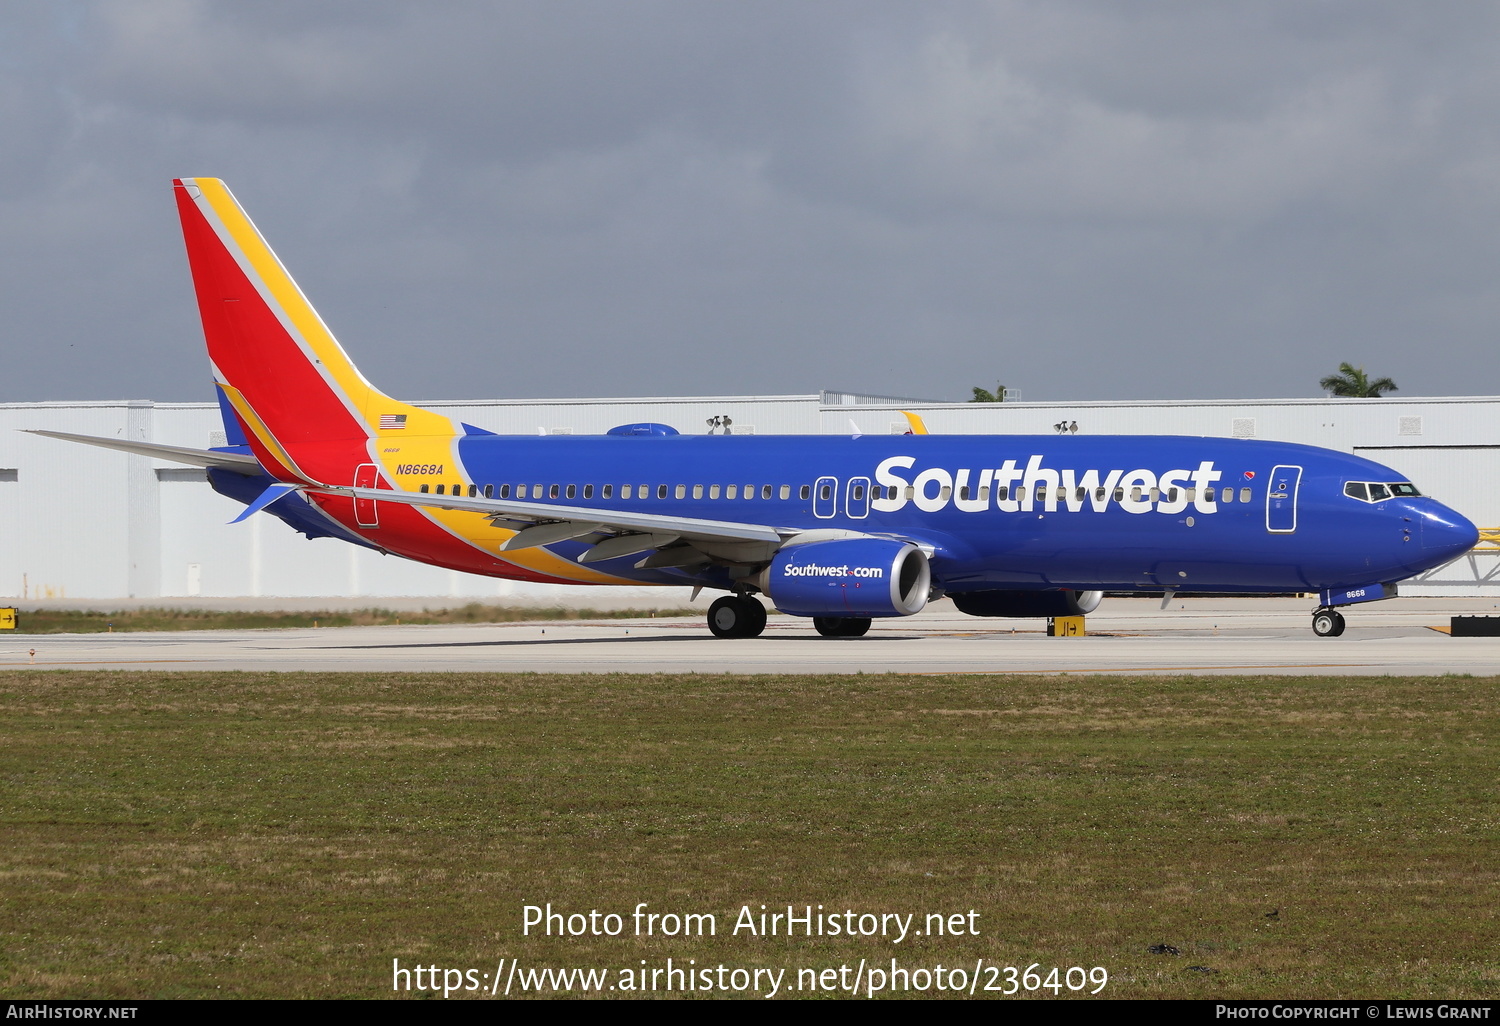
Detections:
[1311, 608, 1346, 637]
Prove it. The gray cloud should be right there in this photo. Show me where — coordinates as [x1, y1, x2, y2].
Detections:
[3, 1, 1499, 406]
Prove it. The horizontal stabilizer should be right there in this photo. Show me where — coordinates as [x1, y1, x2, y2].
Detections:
[229, 482, 301, 524]
[26, 430, 263, 474]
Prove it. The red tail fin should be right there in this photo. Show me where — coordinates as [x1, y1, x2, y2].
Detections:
[174, 178, 452, 483]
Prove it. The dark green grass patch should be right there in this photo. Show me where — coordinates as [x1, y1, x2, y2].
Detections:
[6, 604, 697, 634]
[0, 672, 1496, 999]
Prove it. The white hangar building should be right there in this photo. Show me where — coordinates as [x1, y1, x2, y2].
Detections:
[1, 390, 1496, 603]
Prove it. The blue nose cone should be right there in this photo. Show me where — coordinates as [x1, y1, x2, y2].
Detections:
[1420, 503, 1480, 566]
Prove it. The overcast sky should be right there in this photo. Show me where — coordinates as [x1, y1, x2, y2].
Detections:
[4, 1, 1500, 404]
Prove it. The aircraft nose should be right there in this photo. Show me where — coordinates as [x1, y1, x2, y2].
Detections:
[1419, 503, 1479, 564]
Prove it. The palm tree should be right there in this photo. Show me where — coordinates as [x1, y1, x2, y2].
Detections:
[969, 382, 1005, 403]
[1320, 362, 1398, 398]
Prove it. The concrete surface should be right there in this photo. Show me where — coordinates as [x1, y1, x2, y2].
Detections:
[4, 597, 1500, 675]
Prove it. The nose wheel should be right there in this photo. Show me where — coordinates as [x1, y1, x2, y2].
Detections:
[707, 595, 767, 638]
[1311, 608, 1346, 637]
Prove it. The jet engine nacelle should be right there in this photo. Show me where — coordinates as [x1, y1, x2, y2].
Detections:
[761, 538, 931, 618]
[951, 589, 1104, 618]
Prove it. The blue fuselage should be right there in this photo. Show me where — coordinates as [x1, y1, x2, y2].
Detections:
[424, 432, 1477, 595]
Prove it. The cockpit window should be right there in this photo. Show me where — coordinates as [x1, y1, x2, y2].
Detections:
[1345, 480, 1422, 503]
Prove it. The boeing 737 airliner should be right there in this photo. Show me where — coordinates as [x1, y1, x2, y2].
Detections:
[33, 179, 1479, 639]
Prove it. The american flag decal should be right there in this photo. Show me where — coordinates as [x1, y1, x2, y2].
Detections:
[379, 414, 407, 430]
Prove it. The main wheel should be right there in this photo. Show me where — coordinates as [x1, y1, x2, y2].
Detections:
[1311, 609, 1345, 638]
[740, 596, 767, 637]
[708, 596, 767, 639]
[814, 616, 873, 638]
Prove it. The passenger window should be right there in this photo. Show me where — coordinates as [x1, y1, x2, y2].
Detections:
[820, 484, 832, 500]
[1218, 487, 1230, 504]
[420, 484, 430, 493]
[1130, 487, 1143, 502]
[853, 485, 865, 500]
[1166, 488, 1178, 502]
[1203, 487, 1214, 502]
[658, 485, 668, 499]
[998, 486, 1010, 501]
[603, 484, 614, 499]
[1344, 482, 1369, 501]
[1015, 486, 1028, 503]
[1369, 483, 1390, 501]
[498, 484, 510, 498]
[1056, 487, 1066, 501]
[566, 484, 576, 499]
[583, 484, 593, 499]
[779, 485, 790, 500]
[1095, 488, 1106, 501]
[468, 484, 477, 497]
[938, 486, 952, 501]
[549, 484, 560, 499]
[727, 485, 738, 499]
[532, 485, 543, 498]
[1186, 488, 1196, 502]
[1239, 487, 1251, 502]
[484, 484, 494, 498]
[762, 485, 772, 499]
[709, 485, 720, 499]
[904, 486, 915, 500]
[799, 485, 810, 500]
[1113, 488, 1124, 502]
[1149, 487, 1160, 501]
[675, 485, 686, 499]
[436, 484, 445, 495]
[691, 485, 703, 499]
[980, 486, 991, 502]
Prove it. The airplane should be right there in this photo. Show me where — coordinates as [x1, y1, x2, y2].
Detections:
[32, 178, 1480, 639]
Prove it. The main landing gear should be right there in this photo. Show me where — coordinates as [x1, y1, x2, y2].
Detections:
[707, 595, 767, 639]
[1311, 608, 1346, 638]
[813, 617, 872, 638]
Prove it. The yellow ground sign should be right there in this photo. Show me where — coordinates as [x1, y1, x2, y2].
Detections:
[1048, 615, 1085, 637]
[0, 608, 15, 630]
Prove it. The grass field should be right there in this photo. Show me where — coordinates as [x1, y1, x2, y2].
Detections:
[4, 604, 698, 634]
[1, 670, 1496, 1000]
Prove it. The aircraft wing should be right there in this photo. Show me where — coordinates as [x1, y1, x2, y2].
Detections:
[25, 430, 264, 474]
[315, 483, 789, 549]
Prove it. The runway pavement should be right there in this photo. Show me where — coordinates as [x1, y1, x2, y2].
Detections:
[4, 597, 1500, 675]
